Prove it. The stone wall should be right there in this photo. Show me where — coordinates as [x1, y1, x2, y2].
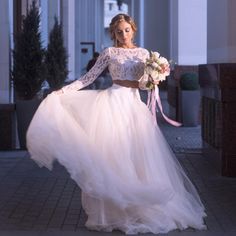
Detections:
[199, 63, 236, 177]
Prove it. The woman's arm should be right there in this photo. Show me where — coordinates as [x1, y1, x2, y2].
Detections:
[61, 48, 110, 92]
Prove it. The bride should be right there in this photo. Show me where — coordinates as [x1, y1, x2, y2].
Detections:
[27, 13, 206, 234]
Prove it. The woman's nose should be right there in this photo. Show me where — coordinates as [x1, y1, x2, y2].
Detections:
[120, 31, 125, 37]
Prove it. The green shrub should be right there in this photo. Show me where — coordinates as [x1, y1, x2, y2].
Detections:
[45, 17, 68, 90]
[12, 0, 45, 100]
[180, 72, 200, 90]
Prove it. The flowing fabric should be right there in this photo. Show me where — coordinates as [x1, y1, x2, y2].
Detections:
[27, 47, 206, 234]
[147, 85, 182, 127]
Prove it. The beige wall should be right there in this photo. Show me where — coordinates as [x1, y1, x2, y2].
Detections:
[143, 0, 170, 57]
[207, 0, 236, 63]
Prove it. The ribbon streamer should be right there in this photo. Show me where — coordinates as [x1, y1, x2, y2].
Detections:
[147, 85, 182, 127]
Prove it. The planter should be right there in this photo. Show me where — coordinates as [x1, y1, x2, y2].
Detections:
[0, 104, 16, 150]
[16, 98, 41, 149]
[180, 90, 201, 127]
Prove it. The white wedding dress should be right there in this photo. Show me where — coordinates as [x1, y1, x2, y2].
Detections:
[27, 47, 206, 234]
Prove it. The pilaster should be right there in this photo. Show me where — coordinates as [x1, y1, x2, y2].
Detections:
[170, 0, 207, 65]
[0, 0, 10, 103]
[207, 0, 236, 63]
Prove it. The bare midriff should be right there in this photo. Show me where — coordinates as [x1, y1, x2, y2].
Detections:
[113, 80, 139, 88]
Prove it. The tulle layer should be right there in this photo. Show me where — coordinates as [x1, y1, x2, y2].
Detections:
[27, 85, 206, 234]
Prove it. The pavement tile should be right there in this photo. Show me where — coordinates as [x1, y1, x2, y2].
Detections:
[0, 94, 236, 235]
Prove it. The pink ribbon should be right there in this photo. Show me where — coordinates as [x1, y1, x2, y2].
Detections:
[147, 85, 182, 127]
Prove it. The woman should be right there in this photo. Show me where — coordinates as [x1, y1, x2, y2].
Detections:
[27, 14, 206, 234]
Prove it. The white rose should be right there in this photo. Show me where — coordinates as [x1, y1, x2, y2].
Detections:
[152, 51, 160, 60]
[163, 71, 170, 77]
[158, 74, 166, 81]
[145, 66, 153, 75]
[158, 56, 168, 64]
[152, 62, 159, 69]
[150, 70, 159, 79]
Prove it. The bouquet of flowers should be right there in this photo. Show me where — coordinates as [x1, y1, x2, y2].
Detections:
[139, 51, 181, 127]
[139, 51, 170, 90]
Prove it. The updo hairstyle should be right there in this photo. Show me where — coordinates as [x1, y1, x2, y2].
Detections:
[109, 14, 137, 43]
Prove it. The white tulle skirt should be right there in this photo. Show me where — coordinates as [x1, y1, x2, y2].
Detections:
[27, 84, 206, 234]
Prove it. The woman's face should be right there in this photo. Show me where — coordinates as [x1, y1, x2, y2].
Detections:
[115, 21, 134, 47]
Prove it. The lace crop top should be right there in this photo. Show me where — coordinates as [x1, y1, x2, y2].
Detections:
[62, 47, 150, 91]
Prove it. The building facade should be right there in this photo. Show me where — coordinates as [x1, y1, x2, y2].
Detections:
[0, 0, 236, 103]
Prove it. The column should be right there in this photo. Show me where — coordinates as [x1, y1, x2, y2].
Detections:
[94, 0, 104, 52]
[61, 0, 75, 81]
[74, 0, 104, 78]
[170, 0, 207, 65]
[143, 0, 170, 56]
[60, 0, 105, 80]
[40, 0, 48, 48]
[207, 0, 236, 63]
[0, 0, 10, 103]
[21, 0, 38, 16]
[228, 0, 236, 62]
[131, 0, 144, 47]
[48, 0, 60, 32]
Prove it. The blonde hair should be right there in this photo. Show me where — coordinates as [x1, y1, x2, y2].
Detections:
[109, 14, 137, 46]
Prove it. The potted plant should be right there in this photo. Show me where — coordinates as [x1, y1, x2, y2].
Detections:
[44, 17, 68, 95]
[179, 72, 201, 127]
[12, 0, 45, 149]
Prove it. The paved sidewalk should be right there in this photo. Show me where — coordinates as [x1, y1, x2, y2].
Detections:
[0, 93, 236, 236]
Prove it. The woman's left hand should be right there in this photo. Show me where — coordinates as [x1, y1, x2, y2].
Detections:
[153, 80, 160, 85]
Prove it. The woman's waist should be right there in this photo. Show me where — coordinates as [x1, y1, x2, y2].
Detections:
[113, 80, 139, 88]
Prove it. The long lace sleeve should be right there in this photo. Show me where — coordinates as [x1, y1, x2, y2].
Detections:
[62, 48, 110, 92]
[139, 74, 150, 90]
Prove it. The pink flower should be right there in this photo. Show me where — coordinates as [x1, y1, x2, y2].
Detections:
[139, 51, 170, 90]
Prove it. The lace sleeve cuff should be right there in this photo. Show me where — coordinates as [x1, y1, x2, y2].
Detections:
[62, 79, 84, 92]
[139, 74, 150, 90]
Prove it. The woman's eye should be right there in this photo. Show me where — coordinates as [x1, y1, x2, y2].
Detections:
[116, 28, 130, 34]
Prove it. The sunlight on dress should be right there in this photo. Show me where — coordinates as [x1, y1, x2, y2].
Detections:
[27, 47, 206, 234]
